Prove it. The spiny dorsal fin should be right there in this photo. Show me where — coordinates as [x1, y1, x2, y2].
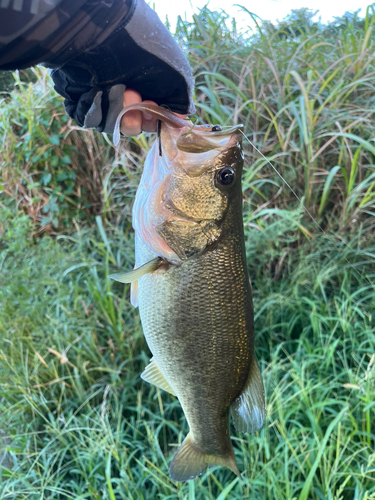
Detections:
[141, 358, 176, 396]
[169, 433, 241, 482]
[231, 358, 266, 433]
[108, 257, 162, 283]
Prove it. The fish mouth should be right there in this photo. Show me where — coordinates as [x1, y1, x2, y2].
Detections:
[113, 102, 243, 149]
[176, 125, 243, 153]
[191, 124, 243, 137]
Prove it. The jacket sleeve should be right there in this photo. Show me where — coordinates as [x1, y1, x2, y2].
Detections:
[0, 0, 195, 133]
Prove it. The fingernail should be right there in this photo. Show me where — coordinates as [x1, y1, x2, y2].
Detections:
[143, 113, 152, 120]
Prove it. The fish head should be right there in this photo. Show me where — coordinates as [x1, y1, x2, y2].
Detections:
[167, 124, 244, 221]
[132, 106, 244, 263]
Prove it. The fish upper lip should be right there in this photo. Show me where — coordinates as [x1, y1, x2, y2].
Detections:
[193, 124, 243, 138]
[175, 124, 243, 154]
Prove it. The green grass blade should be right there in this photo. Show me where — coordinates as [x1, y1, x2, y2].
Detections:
[318, 133, 375, 156]
[216, 477, 240, 500]
[318, 165, 341, 216]
[298, 407, 348, 500]
[188, 480, 195, 500]
[105, 453, 116, 500]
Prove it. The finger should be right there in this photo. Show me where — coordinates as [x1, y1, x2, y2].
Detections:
[141, 100, 158, 133]
[120, 89, 142, 136]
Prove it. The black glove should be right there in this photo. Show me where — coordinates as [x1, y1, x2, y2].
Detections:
[50, 0, 195, 133]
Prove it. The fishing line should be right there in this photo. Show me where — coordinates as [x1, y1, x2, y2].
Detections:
[239, 129, 373, 289]
[157, 120, 162, 157]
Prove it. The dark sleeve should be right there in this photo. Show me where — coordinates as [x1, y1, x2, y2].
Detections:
[0, 0, 195, 134]
[0, 0, 134, 70]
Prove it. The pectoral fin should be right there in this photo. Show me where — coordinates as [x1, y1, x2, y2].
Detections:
[108, 258, 162, 283]
[231, 358, 266, 433]
[141, 358, 176, 396]
[130, 280, 139, 308]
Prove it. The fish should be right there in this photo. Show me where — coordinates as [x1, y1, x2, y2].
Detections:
[110, 104, 266, 482]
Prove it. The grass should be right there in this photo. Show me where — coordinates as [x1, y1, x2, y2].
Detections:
[0, 208, 374, 499]
[178, 6, 375, 227]
[1, 8, 375, 233]
[0, 69, 114, 230]
[0, 6, 375, 500]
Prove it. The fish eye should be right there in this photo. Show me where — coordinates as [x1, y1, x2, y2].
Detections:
[216, 167, 235, 187]
[212, 125, 222, 131]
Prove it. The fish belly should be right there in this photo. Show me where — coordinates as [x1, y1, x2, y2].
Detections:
[137, 236, 254, 454]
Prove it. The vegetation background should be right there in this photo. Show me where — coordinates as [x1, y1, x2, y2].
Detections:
[0, 7, 374, 500]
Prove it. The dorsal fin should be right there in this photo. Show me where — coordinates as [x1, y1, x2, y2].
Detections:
[141, 358, 176, 396]
[231, 358, 266, 433]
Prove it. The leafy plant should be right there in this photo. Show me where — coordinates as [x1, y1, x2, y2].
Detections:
[0, 69, 113, 230]
[0, 206, 374, 499]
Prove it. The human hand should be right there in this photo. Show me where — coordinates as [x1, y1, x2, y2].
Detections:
[50, 0, 195, 136]
[120, 89, 188, 137]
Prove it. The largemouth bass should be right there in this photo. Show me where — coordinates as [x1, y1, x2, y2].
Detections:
[111, 104, 266, 481]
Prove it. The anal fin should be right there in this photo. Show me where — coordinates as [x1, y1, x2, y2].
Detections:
[231, 358, 266, 433]
[141, 357, 176, 396]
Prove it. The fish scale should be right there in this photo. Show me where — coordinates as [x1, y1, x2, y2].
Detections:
[136, 178, 256, 478]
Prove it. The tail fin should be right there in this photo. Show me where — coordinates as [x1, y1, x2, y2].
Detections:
[169, 433, 240, 482]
